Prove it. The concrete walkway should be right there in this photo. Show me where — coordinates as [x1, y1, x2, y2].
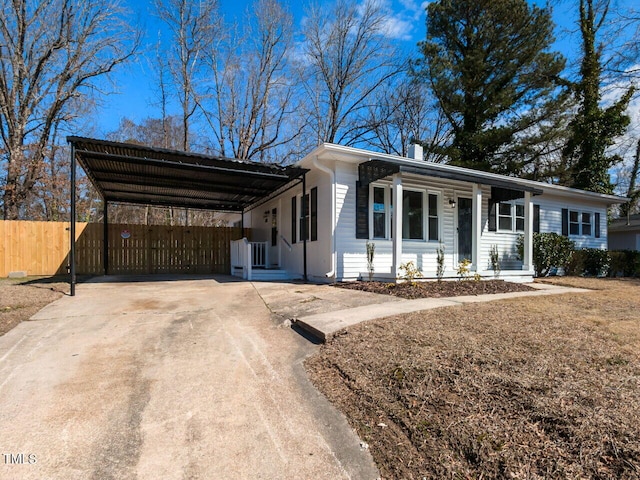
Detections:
[291, 283, 588, 342]
[0, 276, 378, 480]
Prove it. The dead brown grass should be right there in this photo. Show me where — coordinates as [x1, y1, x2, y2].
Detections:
[306, 277, 640, 479]
[0, 277, 66, 336]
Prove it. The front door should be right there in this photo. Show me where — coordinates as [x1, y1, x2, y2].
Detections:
[269, 208, 279, 267]
[457, 197, 473, 263]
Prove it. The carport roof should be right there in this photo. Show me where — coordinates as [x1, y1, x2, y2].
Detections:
[67, 136, 307, 212]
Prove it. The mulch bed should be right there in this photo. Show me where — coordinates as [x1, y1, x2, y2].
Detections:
[334, 279, 535, 299]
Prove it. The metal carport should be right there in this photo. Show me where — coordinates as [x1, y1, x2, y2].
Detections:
[67, 136, 308, 295]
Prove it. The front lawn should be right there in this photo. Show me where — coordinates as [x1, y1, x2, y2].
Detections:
[306, 277, 640, 479]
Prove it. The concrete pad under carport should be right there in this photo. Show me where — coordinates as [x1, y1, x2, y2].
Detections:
[0, 275, 378, 479]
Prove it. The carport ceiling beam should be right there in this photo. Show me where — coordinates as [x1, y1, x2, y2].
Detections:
[102, 188, 248, 206]
[90, 171, 276, 196]
[76, 149, 293, 179]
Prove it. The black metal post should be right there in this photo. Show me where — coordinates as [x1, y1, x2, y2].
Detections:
[103, 200, 109, 275]
[302, 172, 307, 282]
[70, 145, 76, 296]
[240, 210, 245, 236]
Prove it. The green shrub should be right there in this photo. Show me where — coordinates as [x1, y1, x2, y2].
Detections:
[608, 250, 640, 277]
[517, 233, 574, 277]
[567, 248, 611, 277]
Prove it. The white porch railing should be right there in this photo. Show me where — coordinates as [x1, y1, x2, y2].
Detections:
[230, 238, 269, 280]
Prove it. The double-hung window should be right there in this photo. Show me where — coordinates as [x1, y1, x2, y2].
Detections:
[568, 210, 591, 236]
[497, 203, 525, 233]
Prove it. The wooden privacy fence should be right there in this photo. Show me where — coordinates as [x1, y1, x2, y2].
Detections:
[0, 220, 246, 277]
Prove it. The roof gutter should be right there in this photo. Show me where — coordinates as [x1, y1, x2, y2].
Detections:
[312, 156, 336, 280]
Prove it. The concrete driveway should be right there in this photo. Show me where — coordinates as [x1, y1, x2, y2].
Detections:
[0, 276, 378, 480]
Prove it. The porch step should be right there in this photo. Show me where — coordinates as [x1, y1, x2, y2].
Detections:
[250, 269, 292, 282]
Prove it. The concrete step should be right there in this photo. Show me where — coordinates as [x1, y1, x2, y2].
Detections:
[250, 269, 292, 281]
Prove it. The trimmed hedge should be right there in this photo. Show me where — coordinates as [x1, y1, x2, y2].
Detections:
[608, 250, 640, 277]
[566, 249, 611, 277]
[519, 233, 640, 277]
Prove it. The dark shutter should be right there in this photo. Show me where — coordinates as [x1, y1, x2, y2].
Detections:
[595, 212, 600, 238]
[561, 208, 568, 236]
[291, 196, 297, 244]
[300, 193, 309, 241]
[533, 204, 540, 233]
[488, 200, 497, 232]
[310, 187, 318, 241]
[355, 181, 369, 239]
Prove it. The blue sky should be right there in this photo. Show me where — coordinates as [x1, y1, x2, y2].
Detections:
[93, 0, 637, 139]
[95, 0, 431, 135]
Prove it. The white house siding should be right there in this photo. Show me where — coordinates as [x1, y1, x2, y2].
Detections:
[335, 161, 610, 280]
[479, 185, 522, 271]
[535, 194, 607, 249]
[480, 192, 609, 272]
[335, 163, 483, 280]
[248, 155, 611, 282]
[247, 167, 333, 280]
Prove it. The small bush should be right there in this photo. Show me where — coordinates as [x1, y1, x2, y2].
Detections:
[366, 241, 375, 281]
[489, 244, 500, 278]
[399, 261, 423, 284]
[567, 249, 612, 277]
[608, 250, 640, 277]
[456, 258, 472, 280]
[436, 244, 446, 282]
[581, 248, 611, 277]
[517, 233, 574, 277]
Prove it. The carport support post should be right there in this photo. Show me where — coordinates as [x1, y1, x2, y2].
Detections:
[70, 145, 76, 297]
[302, 172, 308, 282]
[103, 200, 109, 275]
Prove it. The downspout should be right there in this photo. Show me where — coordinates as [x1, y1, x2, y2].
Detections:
[312, 156, 336, 279]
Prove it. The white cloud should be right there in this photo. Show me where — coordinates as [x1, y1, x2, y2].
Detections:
[379, 15, 415, 41]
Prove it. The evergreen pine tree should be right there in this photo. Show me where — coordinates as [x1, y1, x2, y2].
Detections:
[413, 0, 567, 175]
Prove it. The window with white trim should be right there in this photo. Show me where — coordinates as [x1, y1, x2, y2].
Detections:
[371, 185, 389, 239]
[369, 184, 439, 241]
[568, 209, 592, 236]
[497, 202, 525, 233]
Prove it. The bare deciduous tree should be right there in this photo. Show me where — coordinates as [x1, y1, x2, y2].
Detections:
[199, 0, 302, 162]
[0, 0, 138, 219]
[154, 0, 220, 152]
[365, 75, 451, 161]
[298, 0, 403, 146]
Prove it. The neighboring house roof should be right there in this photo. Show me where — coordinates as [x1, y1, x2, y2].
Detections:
[609, 214, 640, 232]
[302, 143, 628, 206]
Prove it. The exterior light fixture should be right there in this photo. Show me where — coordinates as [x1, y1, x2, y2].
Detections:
[449, 198, 456, 208]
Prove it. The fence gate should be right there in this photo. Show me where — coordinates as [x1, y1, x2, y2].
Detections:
[95, 224, 244, 275]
